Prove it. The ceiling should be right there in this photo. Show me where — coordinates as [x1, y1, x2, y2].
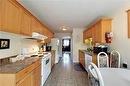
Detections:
[19, 0, 129, 33]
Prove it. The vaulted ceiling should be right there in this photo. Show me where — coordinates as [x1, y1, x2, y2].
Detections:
[19, 0, 130, 33]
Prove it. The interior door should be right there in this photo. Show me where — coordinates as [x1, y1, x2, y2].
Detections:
[62, 39, 71, 52]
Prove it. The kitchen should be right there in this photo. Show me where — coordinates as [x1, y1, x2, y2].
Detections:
[1, 0, 130, 86]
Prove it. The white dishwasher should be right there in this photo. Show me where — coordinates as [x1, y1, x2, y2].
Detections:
[41, 53, 51, 86]
[85, 53, 92, 72]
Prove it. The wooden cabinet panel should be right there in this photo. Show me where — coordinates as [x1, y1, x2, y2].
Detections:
[101, 20, 112, 43]
[0, 0, 3, 29]
[128, 11, 130, 38]
[17, 73, 33, 86]
[31, 17, 42, 34]
[20, 11, 31, 36]
[16, 62, 35, 82]
[0, 0, 54, 40]
[79, 50, 85, 68]
[1, 0, 21, 34]
[33, 65, 41, 86]
[95, 21, 102, 43]
[83, 18, 112, 43]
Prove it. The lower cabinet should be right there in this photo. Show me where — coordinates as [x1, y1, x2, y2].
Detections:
[17, 72, 33, 86]
[33, 65, 41, 86]
[0, 59, 41, 86]
[16, 62, 41, 86]
[79, 50, 97, 70]
[79, 50, 85, 68]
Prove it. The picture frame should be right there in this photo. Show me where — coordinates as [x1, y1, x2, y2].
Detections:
[0, 39, 10, 49]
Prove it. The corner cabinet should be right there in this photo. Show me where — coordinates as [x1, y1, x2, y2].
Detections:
[83, 18, 112, 43]
[1, 0, 21, 34]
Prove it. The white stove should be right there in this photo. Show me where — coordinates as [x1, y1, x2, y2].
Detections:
[41, 52, 51, 86]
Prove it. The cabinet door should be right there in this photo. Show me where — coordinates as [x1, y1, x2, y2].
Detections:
[128, 11, 130, 38]
[31, 17, 42, 34]
[0, 0, 3, 29]
[83, 31, 85, 43]
[101, 20, 112, 43]
[33, 65, 41, 86]
[17, 73, 33, 86]
[79, 51, 85, 67]
[21, 11, 31, 36]
[92, 25, 96, 43]
[95, 21, 102, 43]
[42, 27, 48, 36]
[1, 0, 21, 34]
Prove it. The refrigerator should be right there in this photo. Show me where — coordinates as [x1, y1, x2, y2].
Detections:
[50, 38, 60, 64]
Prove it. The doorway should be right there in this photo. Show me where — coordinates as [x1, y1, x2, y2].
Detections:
[62, 39, 71, 53]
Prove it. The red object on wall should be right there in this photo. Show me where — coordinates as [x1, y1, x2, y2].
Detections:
[105, 32, 113, 43]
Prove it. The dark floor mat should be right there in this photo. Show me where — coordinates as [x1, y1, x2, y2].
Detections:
[73, 63, 86, 71]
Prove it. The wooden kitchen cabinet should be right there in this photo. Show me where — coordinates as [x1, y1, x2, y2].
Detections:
[79, 50, 85, 68]
[0, 0, 3, 29]
[17, 72, 33, 86]
[31, 17, 42, 34]
[1, 0, 21, 34]
[79, 50, 97, 70]
[0, 59, 41, 86]
[0, 0, 54, 40]
[33, 65, 41, 86]
[20, 10, 31, 36]
[83, 18, 112, 43]
[127, 10, 130, 38]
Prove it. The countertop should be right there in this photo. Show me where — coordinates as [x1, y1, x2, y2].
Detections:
[0, 56, 41, 74]
[80, 50, 93, 56]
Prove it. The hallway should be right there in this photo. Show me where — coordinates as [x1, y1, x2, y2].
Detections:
[44, 53, 88, 86]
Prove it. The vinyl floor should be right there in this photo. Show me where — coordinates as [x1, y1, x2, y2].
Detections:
[44, 53, 89, 86]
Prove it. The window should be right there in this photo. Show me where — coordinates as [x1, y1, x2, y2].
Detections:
[63, 39, 69, 46]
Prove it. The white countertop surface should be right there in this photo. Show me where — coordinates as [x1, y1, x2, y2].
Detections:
[99, 68, 130, 86]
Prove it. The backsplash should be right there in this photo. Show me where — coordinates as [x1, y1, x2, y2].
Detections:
[0, 31, 39, 59]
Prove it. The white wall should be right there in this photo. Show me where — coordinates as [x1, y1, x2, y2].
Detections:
[72, 28, 87, 63]
[109, 2, 130, 69]
[54, 32, 72, 58]
[0, 31, 39, 59]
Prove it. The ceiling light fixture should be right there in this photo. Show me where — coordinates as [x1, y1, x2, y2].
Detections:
[61, 26, 67, 31]
[62, 28, 67, 31]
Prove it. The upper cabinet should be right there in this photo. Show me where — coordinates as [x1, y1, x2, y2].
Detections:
[127, 10, 130, 38]
[83, 18, 112, 43]
[1, 0, 21, 34]
[31, 17, 42, 34]
[0, 0, 3, 30]
[20, 11, 32, 36]
[0, 0, 54, 41]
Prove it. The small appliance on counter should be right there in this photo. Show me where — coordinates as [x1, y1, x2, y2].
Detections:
[93, 44, 108, 54]
[46, 46, 52, 51]
[41, 44, 52, 52]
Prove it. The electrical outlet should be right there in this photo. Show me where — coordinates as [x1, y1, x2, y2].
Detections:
[122, 63, 127, 68]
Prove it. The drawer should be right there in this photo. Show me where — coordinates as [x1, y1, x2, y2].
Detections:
[16, 59, 41, 83]
[16, 63, 34, 83]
